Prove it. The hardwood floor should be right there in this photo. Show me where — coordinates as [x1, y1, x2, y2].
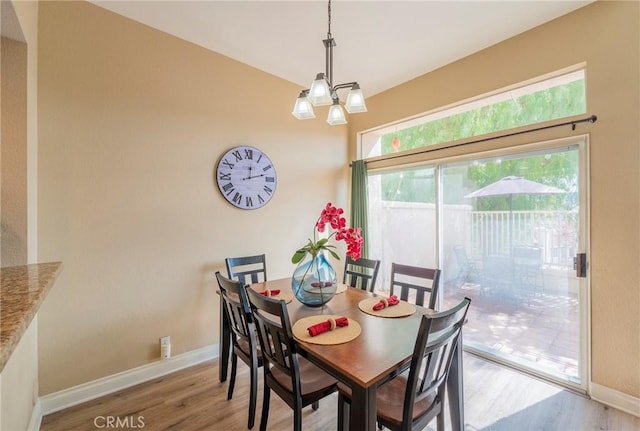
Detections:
[40, 353, 639, 431]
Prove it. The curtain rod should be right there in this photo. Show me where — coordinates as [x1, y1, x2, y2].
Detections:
[352, 114, 597, 166]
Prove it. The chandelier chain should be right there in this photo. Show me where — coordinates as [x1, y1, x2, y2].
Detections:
[327, 0, 332, 37]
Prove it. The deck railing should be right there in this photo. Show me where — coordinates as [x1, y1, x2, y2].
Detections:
[469, 210, 578, 267]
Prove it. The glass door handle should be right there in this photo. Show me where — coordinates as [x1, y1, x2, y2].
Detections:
[574, 253, 587, 278]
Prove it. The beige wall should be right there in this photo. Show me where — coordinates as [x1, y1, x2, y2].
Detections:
[1, 35, 28, 267]
[348, 1, 640, 398]
[37, 1, 347, 394]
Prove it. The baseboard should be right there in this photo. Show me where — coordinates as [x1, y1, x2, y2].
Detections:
[27, 399, 43, 431]
[591, 382, 640, 417]
[40, 344, 219, 415]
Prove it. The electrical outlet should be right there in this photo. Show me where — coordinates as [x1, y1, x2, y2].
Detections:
[160, 336, 171, 359]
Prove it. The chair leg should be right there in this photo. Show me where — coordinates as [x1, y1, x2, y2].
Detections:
[248, 363, 258, 429]
[259, 384, 270, 431]
[311, 400, 319, 411]
[227, 353, 238, 400]
[337, 393, 347, 431]
[294, 405, 302, 431]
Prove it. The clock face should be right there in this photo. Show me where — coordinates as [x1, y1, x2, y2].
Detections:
[216, 146, 277, 210]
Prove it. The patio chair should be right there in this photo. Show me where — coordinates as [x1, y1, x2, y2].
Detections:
[452, 245, 480, 288]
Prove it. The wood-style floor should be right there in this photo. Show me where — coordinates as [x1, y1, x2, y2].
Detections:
[40, 353, 639, 431]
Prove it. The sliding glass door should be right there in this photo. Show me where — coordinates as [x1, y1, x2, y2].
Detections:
[366, 136, 588, 391]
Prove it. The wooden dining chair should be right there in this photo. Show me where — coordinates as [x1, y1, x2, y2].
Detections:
[215, 272, 263, 429]
[246, 288, 338, 431]
[390, 263, 441, 310]
[337, 297, 471, 431]
[343, 256, 381, 292]
[226, 254, 267, 285]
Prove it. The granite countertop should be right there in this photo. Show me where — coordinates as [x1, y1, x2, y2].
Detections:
[1, 262, 62, 372]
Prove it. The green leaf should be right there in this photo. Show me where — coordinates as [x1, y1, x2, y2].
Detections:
[291, 250, 307, 264]
[328, 249, 341, 260]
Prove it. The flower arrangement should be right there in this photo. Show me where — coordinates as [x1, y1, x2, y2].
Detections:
[291, 202, 363, 264]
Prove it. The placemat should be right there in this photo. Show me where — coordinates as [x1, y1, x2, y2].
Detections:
[358, 297, 416, 318]
[335, 284, 348, 294]
[292, 315, 361, 345]
[254, 289, 294, 304]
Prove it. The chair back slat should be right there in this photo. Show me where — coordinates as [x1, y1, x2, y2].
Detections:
[390, 263, 441, 309]
[246, 288, 302, 394]
[343, 257, 381, 292]
[402, 297, 471, 430]
[226, 254, 267, 285]
[215, 272, 255, 344]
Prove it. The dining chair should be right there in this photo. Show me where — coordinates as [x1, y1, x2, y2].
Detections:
[246, 287, 338, 431]
[390, 263, 441, 310]
[225, 254, 267, 285]
[215, 272, 263, 429]
[343, 256, 381, 292]
[337, 297, 471, 431]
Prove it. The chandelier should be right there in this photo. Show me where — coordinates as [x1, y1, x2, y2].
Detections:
[291, 0, 367, 125]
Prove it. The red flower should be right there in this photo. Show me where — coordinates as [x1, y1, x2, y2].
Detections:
[292, 203, 364, 263]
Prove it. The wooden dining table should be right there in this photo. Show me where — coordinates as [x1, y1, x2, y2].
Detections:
[218, 278, 465, 431]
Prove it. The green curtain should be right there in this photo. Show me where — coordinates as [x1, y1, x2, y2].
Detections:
[350, 160, 369, 258]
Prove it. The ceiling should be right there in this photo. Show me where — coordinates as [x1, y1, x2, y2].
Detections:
[90, 0, 593, 97]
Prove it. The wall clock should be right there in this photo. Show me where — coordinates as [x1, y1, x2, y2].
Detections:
[215, 146, 277, 210]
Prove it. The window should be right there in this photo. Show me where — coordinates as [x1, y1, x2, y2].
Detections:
[361, 69, 586, 159]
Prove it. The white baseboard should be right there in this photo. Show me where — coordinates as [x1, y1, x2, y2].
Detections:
[591, 382, 640, 418]
[40, 344, 219, 416]
[27, 399, 42, 431]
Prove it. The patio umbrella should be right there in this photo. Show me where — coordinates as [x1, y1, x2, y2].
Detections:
[465, 176, 566, 253]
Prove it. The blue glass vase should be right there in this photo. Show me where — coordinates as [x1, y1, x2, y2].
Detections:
[291, 253, 338, 307]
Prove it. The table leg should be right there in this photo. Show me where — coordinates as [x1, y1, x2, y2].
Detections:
[219, 296, 231, 382]
[349, 385, 377, 431]
[447, 334, 465, 431]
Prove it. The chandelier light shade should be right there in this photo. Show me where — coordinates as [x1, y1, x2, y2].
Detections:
[308, 74, 333, 106]
[292, 0, 367, 125]
[292, 91, 316, 120]
[327, 99, 347, 125]
[345, 84, 367, 114]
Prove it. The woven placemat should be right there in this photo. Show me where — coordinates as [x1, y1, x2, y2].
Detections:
[255, 289, 294, 304]
[292, 315, 361, 345]
[358, 297, 416, 318]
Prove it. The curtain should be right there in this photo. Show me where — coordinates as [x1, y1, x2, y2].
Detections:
[350, 160, 369, 258]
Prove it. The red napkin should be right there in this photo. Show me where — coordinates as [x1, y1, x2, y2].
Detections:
[259, 289, 280, 297]
[307, 317, 349, 337]
[373, 295, 400, 311]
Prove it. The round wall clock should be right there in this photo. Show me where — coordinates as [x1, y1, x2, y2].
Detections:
[215, 146, 277, 210]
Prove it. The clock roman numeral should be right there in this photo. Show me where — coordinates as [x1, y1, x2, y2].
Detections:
[263, 185, 273, 195]
[258, 195, 265, 204]
[262, 164, 272, 172]
[245, 196, 253, 207]
[219, 172, 231, 181]
[232, 150, 242, 162]
[244, 149, 253, 160]
[256, 154, 263, 164]
[265, 177, 275, 183]
[222, 159, 234, 170]
[222, 183, 234, 195]
[232, 192, 243, 204]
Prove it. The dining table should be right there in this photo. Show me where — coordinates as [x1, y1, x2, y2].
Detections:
[218, 277, 465, 431]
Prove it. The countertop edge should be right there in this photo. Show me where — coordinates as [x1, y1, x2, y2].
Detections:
[1, 262, 63, 372]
